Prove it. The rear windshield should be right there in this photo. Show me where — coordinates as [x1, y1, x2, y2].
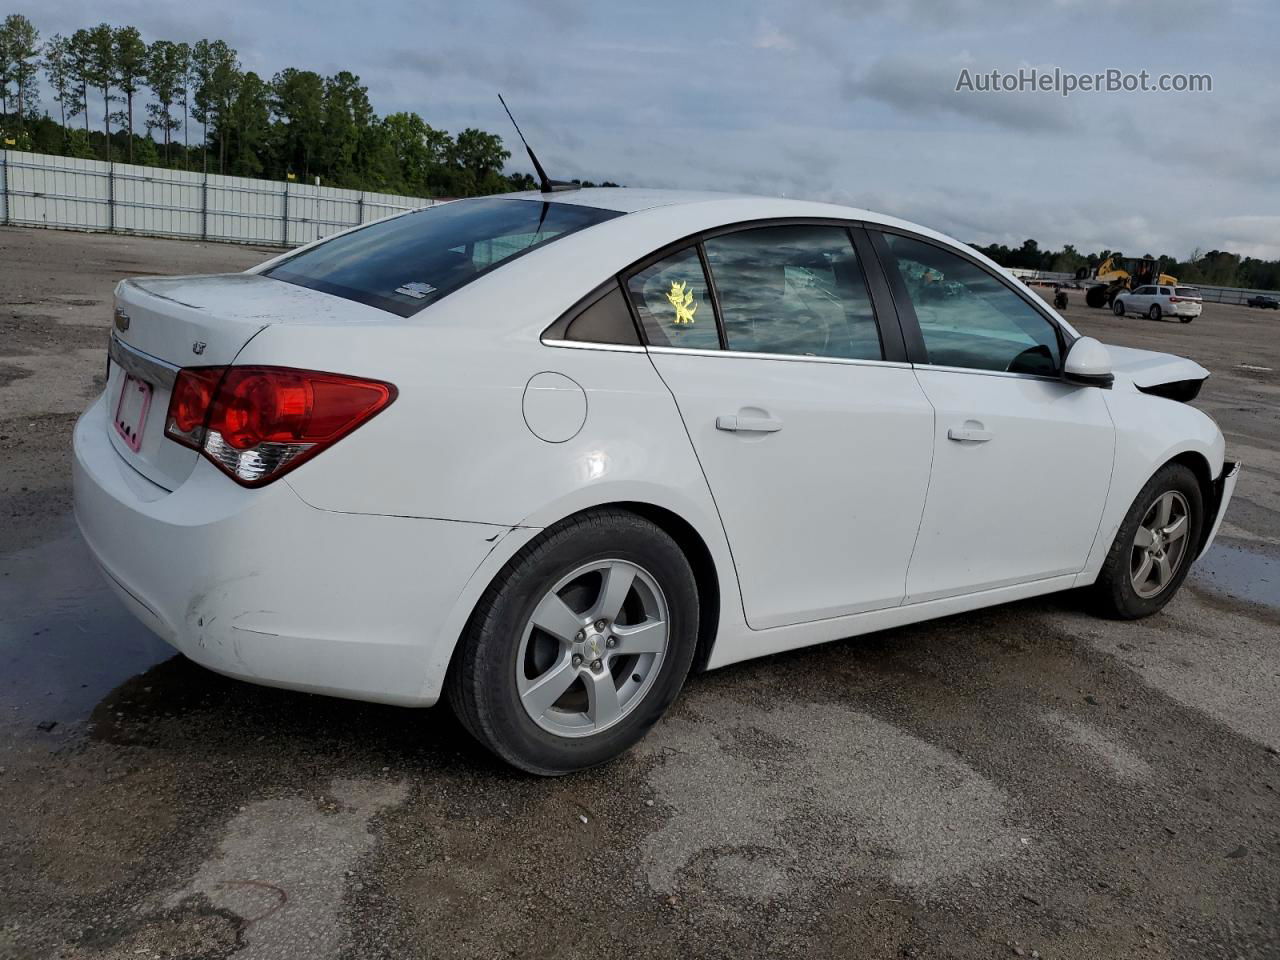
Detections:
[1175, 287, 1201, 298]
[264, 197, 621, 317]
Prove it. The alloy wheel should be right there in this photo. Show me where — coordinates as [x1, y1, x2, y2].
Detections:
[1130, 490, 1190, 599]
[515, 559, 670, 737]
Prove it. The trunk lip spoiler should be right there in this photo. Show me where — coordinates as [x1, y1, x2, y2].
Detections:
[109, 332, 181, 390]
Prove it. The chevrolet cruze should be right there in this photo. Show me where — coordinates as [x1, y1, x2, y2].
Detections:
[73, 189, 1240, 774]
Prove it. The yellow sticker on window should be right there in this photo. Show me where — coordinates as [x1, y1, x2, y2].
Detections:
[666, 280, 698, 325]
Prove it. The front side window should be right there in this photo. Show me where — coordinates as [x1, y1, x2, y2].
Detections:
[703, 225, 882, 360]
[882, 233, 1061, 375]
[626, 247, 720, 350]
[264, 197, 620, 317]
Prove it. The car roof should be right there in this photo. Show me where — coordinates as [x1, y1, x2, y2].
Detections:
[501, 186, 957, 244]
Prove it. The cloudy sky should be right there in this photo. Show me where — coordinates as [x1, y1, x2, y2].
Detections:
[27, 0, 1280, 258]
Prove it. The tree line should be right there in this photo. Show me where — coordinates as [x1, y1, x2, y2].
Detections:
[971, 237, 1280, 293]
[0, 13, 618, 197]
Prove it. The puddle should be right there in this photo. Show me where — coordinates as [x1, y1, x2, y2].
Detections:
[1191, 542, 1280, 611]
[0, 520, 174, 736]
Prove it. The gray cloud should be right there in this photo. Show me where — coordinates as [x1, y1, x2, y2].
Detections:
[843, 56, 1079, 132]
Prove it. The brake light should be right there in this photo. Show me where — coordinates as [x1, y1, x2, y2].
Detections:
[164, 366, 396, 486]
[1169, 296, 1181, 303]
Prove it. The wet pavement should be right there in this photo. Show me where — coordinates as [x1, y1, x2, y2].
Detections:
[0, 521, 173, 739]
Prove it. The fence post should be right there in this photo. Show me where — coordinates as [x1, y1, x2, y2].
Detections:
[1, 150, 9, 226]
[357, 191, 364, 226]
[107, 161, 115, 232]
[201, 174, 209, 240]
[281, 181, 289, 246]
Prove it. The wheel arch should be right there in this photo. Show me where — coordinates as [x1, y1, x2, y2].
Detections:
[1164, 449, 1217, 557]
[436, 497, 730, 705]
[608, 500, 722, 674]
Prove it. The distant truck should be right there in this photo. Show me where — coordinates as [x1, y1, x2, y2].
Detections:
[1246, 294, 1279, 310]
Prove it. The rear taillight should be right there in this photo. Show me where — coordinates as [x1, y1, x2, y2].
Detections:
[164, 366, 396, 487]
[1169, 296, 1182, 302]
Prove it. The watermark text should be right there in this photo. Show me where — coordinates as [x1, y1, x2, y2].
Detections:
[955, 67, 1212, 97]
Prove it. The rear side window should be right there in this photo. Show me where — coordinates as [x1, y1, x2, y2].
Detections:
[1160, 287, 1173, 296]
[703, 225, 882, 360]
[626, 247, 721, 350]
[264, 197, 620, 317]
[544, 283, 640, 346]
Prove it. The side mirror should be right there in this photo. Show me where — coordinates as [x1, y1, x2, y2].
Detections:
[1063, 336, 1114, 388]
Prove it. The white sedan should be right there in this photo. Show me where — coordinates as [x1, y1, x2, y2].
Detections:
[73, 189, 1239, 774]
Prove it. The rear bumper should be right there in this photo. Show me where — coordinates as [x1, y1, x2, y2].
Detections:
[1198, 460, 1240, 559]
[72, 393, 510, 706]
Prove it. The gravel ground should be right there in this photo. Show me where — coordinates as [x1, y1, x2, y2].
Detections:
[1, 226, 1278, 960]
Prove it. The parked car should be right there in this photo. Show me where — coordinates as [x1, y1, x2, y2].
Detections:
[1247, 294, 1279, 309]
[74, 190, 1239, 774]
[1113, 285, 1203, 322]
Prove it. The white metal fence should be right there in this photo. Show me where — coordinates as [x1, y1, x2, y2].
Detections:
[0, 149, 438, 247]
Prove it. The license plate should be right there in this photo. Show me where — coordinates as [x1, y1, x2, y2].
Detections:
[113, 374, 153, 453]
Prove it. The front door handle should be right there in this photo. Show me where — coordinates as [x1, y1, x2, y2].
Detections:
[947, 424, 993, 443]
[717, 414, 783, 433]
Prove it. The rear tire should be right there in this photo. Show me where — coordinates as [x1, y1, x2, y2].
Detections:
[1179, 314, 1194, 324]
[1148, 304, 1162, 321]
[447, 509, 699, 775]
[1091, 463, 1204, 620]
[1113, 299, 1125, 317]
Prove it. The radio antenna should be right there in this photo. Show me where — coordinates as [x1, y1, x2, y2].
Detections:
[498, 94, 579, 194]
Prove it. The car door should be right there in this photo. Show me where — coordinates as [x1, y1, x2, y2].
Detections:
[872, 230, 1115, 603]
[628, 224, 935, 629]
[1130, 285, 1154, 311]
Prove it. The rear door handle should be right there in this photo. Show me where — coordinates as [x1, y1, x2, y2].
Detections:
[947, 424, 993, 443]
[716, 414, 783, 433]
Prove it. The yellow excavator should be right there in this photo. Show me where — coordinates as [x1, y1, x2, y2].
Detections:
[1080, 256, 1178, 309]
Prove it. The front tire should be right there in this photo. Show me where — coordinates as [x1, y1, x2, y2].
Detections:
[447, 509, 699, 775]
[1113, 299, 1125, 317]
[1092, 463, 1204, 619]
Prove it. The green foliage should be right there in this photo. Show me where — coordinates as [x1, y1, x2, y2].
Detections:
[972, 239, 1280, 294]
[113, 25, 145, 160]
[7, 12, 617, 200]
[2, 13, 40, 120]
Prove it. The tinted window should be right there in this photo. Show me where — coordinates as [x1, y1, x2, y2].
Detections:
[1175, 287, 1201, 297]
[264, 197, 619, 317]
[703, 226, 882, 360]
[884, 233, 1061, 375]
[626, 247, 720, 350]
[564, 285, 639, 345]
[1160, 287, 1173, 296]
[1135, 286, 1155, 295]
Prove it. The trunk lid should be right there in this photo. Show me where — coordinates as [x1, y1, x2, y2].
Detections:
[106, 273, 386, 490]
